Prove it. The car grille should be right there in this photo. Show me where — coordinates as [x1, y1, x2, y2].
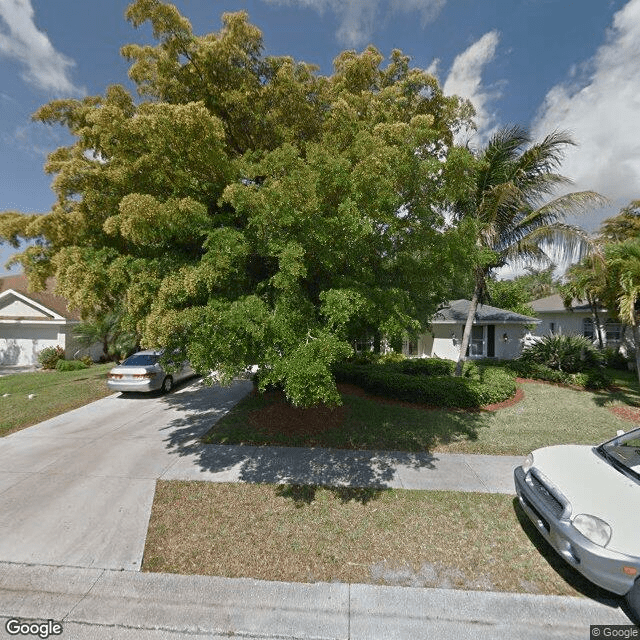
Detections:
[528, 471, 567, 519]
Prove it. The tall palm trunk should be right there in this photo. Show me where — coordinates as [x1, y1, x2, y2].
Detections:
[455, 286, 480, 376]
[632, 322, 640, 389]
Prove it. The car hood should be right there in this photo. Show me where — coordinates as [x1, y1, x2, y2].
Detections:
[531, 444, 640, 555]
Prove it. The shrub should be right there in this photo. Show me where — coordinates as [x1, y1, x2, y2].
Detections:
[80, 355, 93, 367]
[38, 345, 65, 369]
[508, 360, 610, 390]
[518, 333, 604, 373]
[333, 362, 515, 408]
[55, 359, 89, 372]
[398, 358, 455, 377]
[601, 347, 629, 370]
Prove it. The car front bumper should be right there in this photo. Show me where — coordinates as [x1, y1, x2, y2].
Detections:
[514, 466, 639, 596]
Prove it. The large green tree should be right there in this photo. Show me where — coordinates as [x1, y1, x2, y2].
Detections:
[450, 126, 603, 375]
[0, 0, 476, 405]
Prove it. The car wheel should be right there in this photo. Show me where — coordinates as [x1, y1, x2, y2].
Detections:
[161, 376, 173, 394]
[626, 578, 640, 623]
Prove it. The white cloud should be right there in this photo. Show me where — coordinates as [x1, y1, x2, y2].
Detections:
[532, 0, 640, 226]
[442, 30, 501, 145]
[263, 0, 446, 47]
[0, 0, 83, 95]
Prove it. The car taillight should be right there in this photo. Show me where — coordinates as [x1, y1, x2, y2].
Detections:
[108, 373, 123, 379]
[133, 373, 156, 379]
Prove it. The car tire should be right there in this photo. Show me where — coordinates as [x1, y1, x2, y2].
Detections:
[161, 376, 173, 394]
[626, 578, 640, 623]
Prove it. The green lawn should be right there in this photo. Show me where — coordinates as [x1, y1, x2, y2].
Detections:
[0, 364, 113, 436]
[204, 371, 638, 456]
[143, 481, 611, 600]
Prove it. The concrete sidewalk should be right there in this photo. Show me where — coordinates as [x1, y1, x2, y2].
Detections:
[161, 443, 523, 494]
[0, 563, 633, 639]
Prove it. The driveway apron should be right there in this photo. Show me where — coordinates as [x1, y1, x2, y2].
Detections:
[0, 379, 253, 570]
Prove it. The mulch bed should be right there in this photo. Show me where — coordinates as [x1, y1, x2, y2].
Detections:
[247, 389, 348, 438]
[246, 382, 528, 438]
[610, 405, 640, 423]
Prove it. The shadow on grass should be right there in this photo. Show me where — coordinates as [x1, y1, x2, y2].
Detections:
[591, 386, 640, 409]
[275, 484, 385, 507]
[512, 498, 628, 612]
[156, 379, 478, 489]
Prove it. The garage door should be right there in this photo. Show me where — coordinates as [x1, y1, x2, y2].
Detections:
[0, 325, 61, 366]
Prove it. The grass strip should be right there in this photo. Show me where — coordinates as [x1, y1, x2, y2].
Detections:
[143, 481, 611, 600]
[204, 380, 633, 456]
[0, 364, 113, 436]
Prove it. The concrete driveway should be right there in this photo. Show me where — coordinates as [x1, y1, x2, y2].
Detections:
[0, 378, 253, 570]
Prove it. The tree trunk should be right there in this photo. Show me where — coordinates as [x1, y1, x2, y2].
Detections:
[455, 287, 480, 377]
[632, 322, 640, 390]
[589, 296, 604, 349]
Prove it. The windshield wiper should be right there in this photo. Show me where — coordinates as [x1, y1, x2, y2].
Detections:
[596, 445, 640, 483]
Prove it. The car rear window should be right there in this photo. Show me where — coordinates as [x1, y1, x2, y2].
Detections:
[121, 354, 159, 366]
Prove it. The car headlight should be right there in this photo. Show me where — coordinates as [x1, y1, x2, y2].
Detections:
[522, 453, 534, 473]
[572, 514, 612, 547]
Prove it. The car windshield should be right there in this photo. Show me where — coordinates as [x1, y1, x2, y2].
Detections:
[121, 354, 159, 367]
[597, 428, 640, 483]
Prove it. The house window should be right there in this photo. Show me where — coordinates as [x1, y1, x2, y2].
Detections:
[404, 339, 419, 356]
[605, 320, 622, 342]
[470, 326, 484, 356]
[582, 317, 595, 340]
[353, 338, 374, 353]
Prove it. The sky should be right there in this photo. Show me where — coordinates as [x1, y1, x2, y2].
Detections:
[0, 0, 639, 276]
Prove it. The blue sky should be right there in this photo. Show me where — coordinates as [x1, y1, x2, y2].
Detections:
[1, 0, 639, 275]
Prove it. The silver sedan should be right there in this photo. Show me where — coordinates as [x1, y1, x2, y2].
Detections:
[106, 350, 194, 393]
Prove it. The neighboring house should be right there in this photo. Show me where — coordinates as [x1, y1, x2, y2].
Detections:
[400, 299, 540, 361]
[530, 294, 623, 347]
[0, 274, 101, 366]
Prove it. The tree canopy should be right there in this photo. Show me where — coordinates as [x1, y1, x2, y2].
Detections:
[0, 0, 478, 405]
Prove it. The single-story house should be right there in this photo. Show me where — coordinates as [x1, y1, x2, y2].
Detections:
[0, 274, 101, 366]
[401, 299, 540, 361]
[530, 294, 623, 346]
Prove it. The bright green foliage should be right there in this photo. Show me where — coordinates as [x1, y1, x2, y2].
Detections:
[0, 1, 476, 406]
[518, 333, 604, 373]
[486, 278, 536, 318]
[55, 359, 89, 372]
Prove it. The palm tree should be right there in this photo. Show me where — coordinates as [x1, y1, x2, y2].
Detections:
[562, 253, 608, 348]
[451, 126, 605, 375]
[605, 239, 640, 385]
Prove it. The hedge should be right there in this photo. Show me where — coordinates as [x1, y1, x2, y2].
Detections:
[508, 360, 610, 390]
[55, 359, 89, 372]
[333, 362, 516, 409]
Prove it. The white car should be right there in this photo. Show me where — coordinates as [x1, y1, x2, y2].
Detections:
[514, 427, 640, 621]
[107, 350, 195, 394]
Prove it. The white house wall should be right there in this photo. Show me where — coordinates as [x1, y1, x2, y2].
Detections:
[533, 312, 591, 337]
[406, 323, 532, 361]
